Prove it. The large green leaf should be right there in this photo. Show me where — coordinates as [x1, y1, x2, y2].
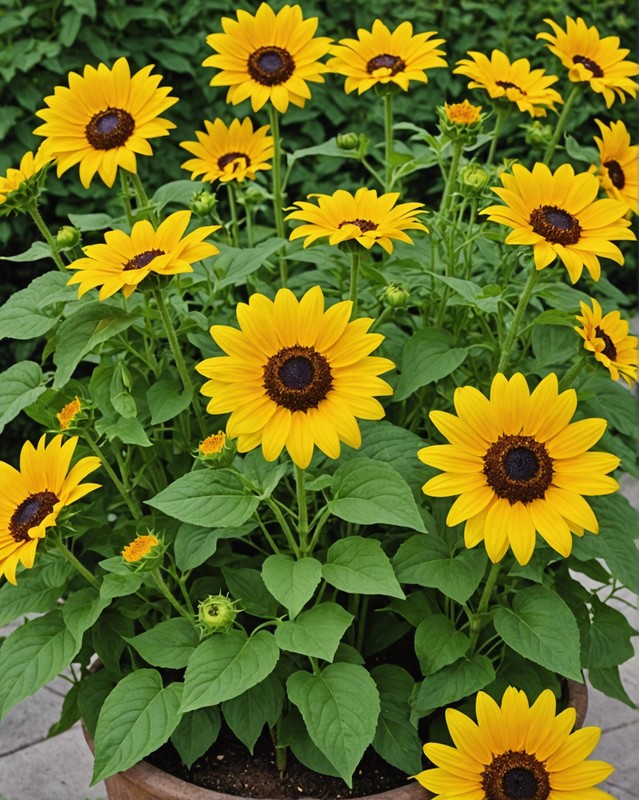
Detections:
[0, 569, 66, 627]
[323, 537, 404, 599]
[223, 565, 280, 618]
[287, 663, 380, 786]
[414, 614, 470, 675]
[371, 664, 422, 774]
[394, 328, 468, 401]
[0, 361, 47, 433]
[215, 239, 287, 289]
[170, 707, 221, 769]
[222, 673, 284, 753]
[275, 602, 353, 662]
[146, 372, 192, 424]
[329, 458, 426, 532]
[61, 588, 111, 643]
[126, 618, 200, 669]
[174, 522, 255, 571]
[181, 630, 279, 712]
[412, 655, 495, 716]
[262, 555, 322, 618]
[494, 586, 582, 681]
[147, 470, 259, 528]
[584, 600, 635, 669]
[91, 670, 183, 784]
[0, 271, 68, 341]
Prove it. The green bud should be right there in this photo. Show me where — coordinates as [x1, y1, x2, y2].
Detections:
[460, 165, 489, 191]
[56, 225, 81, 250]
[197, 594, 239, 635]
[190, 190, 217, 217]
[522, 121, 554, 149]
[382, 282, 410, 308]
[337, 132, 360, 151]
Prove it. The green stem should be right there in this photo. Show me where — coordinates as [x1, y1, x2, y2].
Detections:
[361, 156, 385, 188]
[131, 172, 158, 224]
[349, 250, 361, 314]
[559, 356, 588, 391]
[468, 562, 501, 655]
[27, 205, 66, 272]
[119, 171, 135, 227]
[486, 108, 506, 166]
[384, 92, 394, 192]
[439, 140, 463, 215]
[543, 85, 580, 164]
[264, 497, 301, 558]
[355, 595, 369, 653]
[267, 104, 287, 286]
[54, 537, 100, 590]
[370, 305, 394, 332]
[254, 512, 282, 555]
[227, 181, 240, 247]
[497, 267, 540, 373]
[295, 466, 309, 556]
[83, 431, 143, 520]
[151, 568, 193, 621]
[152, 289, 207, 438]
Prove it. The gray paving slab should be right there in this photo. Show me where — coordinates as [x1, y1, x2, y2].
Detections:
[0, 685, 65, 756]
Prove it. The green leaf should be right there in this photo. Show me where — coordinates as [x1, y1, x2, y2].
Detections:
[91, 671, 183, 784]
[126, 619, 200, 669]
[581, 378, 637, 438]
[239, 449, 288, 498]
[287, 137, 362, 167]
[393, 535, 487, 603]
[329, 458, 426, 532]
[62, 588, 110, 643]
[348, 420, 426, 495]
[171, 707, 221, 769]
[0, 569, 66, 626]
[215, 239, 287, 289]
[585, 600, 636, 669]
[430, 274, 503, 314]
[99, 417, 152, 447]
[152, 180, 202, 211]
[494, 586, 582, 681]
[0, 271, 68, 341]
[531, 325, 576, 369]
[0, 611, 78, 719]
[0, 361, 46, 434]
[414, 614, 470, 675]
[287, 663, 380, 786]
[146, 372, 192, 424]
[99, 572, 142, 601]
[223, 566, 280, 618]
[371, 665, 422, 774]
[564, 134, 599, 163]
[48, 681, 81, 738]
[275, 602, 353, 662]
[0, 241, 53, 263]
[222, 673, 284, 753]
[279, 709, 340, 778]
[412, 655, 495, 716]
[323, 537, 404, 599]
[181, 630, 280, 712]
[91, 611, 133, 673]
[174, 522, 254, 571]
[262, 555, 322, 618]
[68, 212, 116, 231]
[588, 665, 637, 709]
[147, 470, 259, 528]
[78, 669, 119, 738]
[394, 328, 468, 401]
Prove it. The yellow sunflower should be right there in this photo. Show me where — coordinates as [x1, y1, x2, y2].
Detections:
[327, 19, 446, 94]
[419, 372, 620, 565]
[453, 50, 563, 117]
[537, 16, 639, 107]
[415, 686, 615, 800]
[202, 3, 332, 113]
[286, 188, 427, 254]
[444, 99, 482, 126]
[122, 534, 160, 564]
[33, 57, 178, 188]
[575, 299, 638, 386]
[481, 162, 635, 283]
[180, 118, 273, 184]
[0, 435, 100, 585]
[0, 148, 52, 208]
[593, 119, 638, 214]
[67, 210, 219, 300]
[196, 286, 394, 469]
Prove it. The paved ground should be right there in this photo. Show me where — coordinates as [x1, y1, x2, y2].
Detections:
[1, 481, 637, 800]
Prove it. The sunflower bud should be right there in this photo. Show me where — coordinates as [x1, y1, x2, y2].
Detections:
[56, 396, 84, 431]
[190, 190, 217, 217]
[382, 282, 410, 308]
[522, 120, 553, 149]
[438, 101, 483, 143]
[197, 594, 239, 635]
[56, 225, 81, 250]
[337, 132, 360, 151]
[197, 431, 236, 468]
[460, 165, 489, 192]
[121, 533, 164, 571]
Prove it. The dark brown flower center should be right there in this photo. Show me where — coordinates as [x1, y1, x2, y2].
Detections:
[529, 205, 582, 245]
[595, 325, 618, 360]
[85, 107, 135, 150]
[603, 159, 625, 190]
[484, 435, 554, 504]
[338, 218, 379, 233]
[366, 54, 406, 75]
[247, 46, 295, 86]
[9, 491, 59, 542]
[572, 54, 604, 78]
[123, 248, 165, 272]
[496, 80, 527, 95]
[263, 345, 333, 412]
[217, 152, 251, 171]
[482, 750, 550, 800]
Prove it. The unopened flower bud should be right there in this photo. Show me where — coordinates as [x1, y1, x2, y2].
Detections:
[382, 282, 410, 308]
[197, 594, 239, 635]
[460, 165, 489, 191]
[197, 431, 236, 468]
[190, 190, 217, 217]
[337, 132, 360, 151]
[522, 121, 553, 148]
[56, 225, 81, 250]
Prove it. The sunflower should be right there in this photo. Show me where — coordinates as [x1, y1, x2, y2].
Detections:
[196, 286, 394, 469]
[418, 372, 620, 565]
[444, 99, 482, 126]
[453, 50, 563, 117]
[57, 396, 82, 430]
[481, 162, 635, 283]
[0, 148, 52, 213]
[202, 3, 332, 114]
[0, 435, 100, 585]
[537, 16, 639, 108]
[575, 299, 638, 386]
[122, 534, 160, 564]
[593, 119, 638, 214]
[33, 57, 178, 188]
[286, 188, 427, 254]
[415, 686, 615, 800]
[180, 118, 273, 184]
[67, 210, 219, 300]
[327, 20, 446, 95]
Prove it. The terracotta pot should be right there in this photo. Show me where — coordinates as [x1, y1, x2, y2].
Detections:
[83, 678, 587, 800]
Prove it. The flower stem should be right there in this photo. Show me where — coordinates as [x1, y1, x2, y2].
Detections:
[27, 204, 66, 272]
[439, 140, 463, 214]
[130, 172, 158, 225]
[543, 85, 580, 164]
[151, 568, 193, 621]
[384, 91, 394, 192]
[349, 250, 361, 314]
[486, 107, 506, 166]
[83, 431, 143, 521]
[54, 537, 100, 590]
[119, 171, 135, 227]
[227, 181, 240, 247]
[295, 465, 309, 556]
[267, 104, 287, 286]
[264, 497, 301, 559]
[152, 288, 207, 437]
[468, 562, 501, 655]
[497, 266, 540, 373]
[559, 355, 588, 391]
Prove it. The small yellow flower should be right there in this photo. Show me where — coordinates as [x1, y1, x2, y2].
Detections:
[444, 99, 482, 125]
[122, 534, 159, 563]
[593, 119, 638, 214]
[575, 299, 638, 386]
[0, 149, 52, 210]
[57, 397, 82, 430]
[199, 433, 226, 456]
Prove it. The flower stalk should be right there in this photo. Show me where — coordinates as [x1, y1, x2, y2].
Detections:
[267, 104, 287, 285]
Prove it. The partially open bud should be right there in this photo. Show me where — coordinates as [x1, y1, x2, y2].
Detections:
[121, 533, 164, 571]
[460, 165, 489, 192]
[337, 132, 360, 151]
[197, 594, 239, 635]
[190, 190, 217, 218]
[438, 101, 484, 144]
[56, 225, 81, 250]
[382, 282, 410, 308]
[197, 431, 236, 468]
[522, 120, 553, 149]
[56, 396, 84, 430]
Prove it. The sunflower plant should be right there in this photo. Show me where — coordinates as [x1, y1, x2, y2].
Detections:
[0, 6, 636, 799]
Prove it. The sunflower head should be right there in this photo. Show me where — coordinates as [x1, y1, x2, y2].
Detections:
[66, 210, 220, 301]
[57, 396, 83, 430]
[592, 119, 638, 214]
[33, 57, 178, 188]
[537, 16, 639, 107]
[121, 533, 162, 569]
[203, 3, 332, 113]
[0, 148, 52, 215]
[575, 298, 638, 386]
[0, 435, 101, 584]
[286, 187, 428, 255]
[419, 372, 620, 565]
[327, 19, 446, 95]
[415, 686, 614, 800]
